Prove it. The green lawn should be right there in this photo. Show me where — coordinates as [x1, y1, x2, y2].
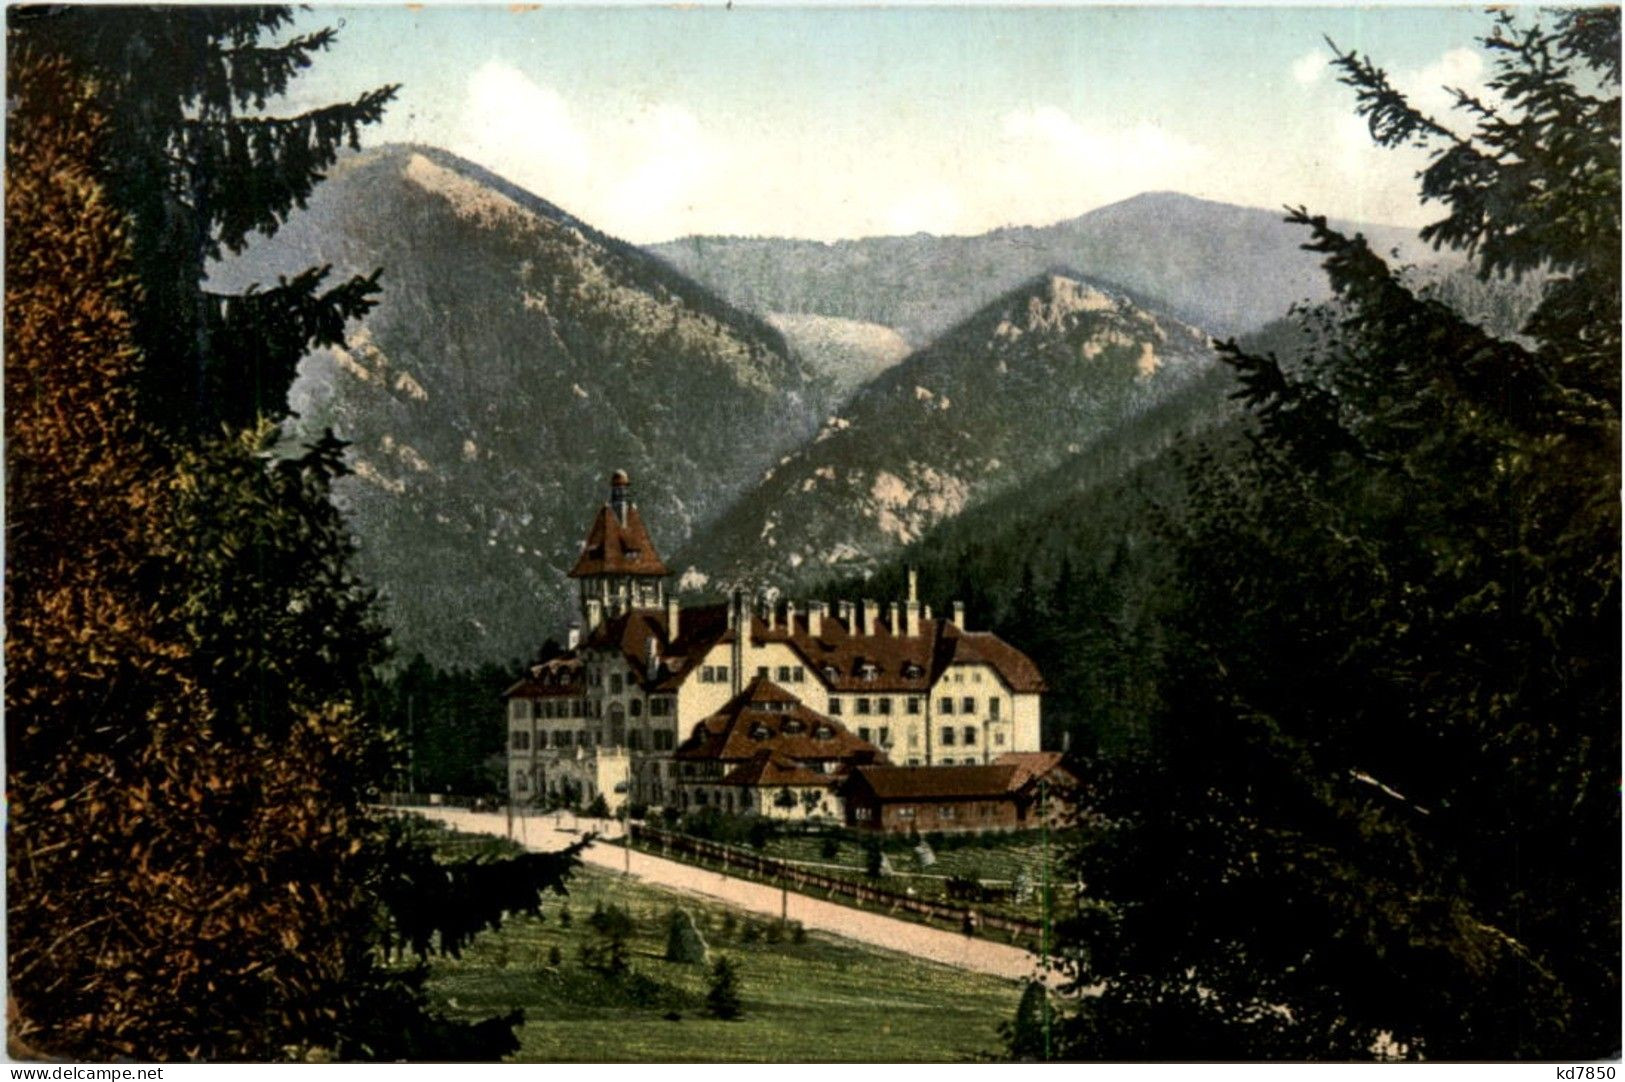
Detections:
[622, 826, 1063, 926]
[424, 863, 1026, 1062]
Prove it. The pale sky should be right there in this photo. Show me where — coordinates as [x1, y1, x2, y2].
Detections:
[285, 5, 1504, 243]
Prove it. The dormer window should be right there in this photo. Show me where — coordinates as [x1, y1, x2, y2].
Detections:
[822, 665, 839, 683]
[860, 663, 878, 681]
[815, 726, 834, 740]
[902, 662, 923, 679]
[783, 719, 805, 734]
[750, 724, 770, 740]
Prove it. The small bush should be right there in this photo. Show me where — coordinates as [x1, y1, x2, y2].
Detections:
[584, 793, 610, 819]
[764, 921, 783, 945]
[740, 921, 761, 944]
[705, 956, 743, 1021]
[790, 921, 807, 945]
[664, 909, 709, 965]
[820, 836, 840, 861]
[559, 905, 573, 928]
[547, 945, 563, 967]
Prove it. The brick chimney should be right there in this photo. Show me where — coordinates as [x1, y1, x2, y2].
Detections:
[888, 602, 902, 636]
[665, 596, 680, 640]
[838, 600, 854, 629]
[808, 601, 824, 638]
[785, 601, 797, 634]
[861, 600, 878, 637]
[951, 600, 965, 631]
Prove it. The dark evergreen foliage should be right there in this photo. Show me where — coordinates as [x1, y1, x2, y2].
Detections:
[7, 5, 397, 434]
[1053, 10, 1619, 1059]
[705, 956, 744, 1021]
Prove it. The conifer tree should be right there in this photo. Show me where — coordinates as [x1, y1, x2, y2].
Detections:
[7, 6, 396, 434]
[1057, 9, 1619, 1060]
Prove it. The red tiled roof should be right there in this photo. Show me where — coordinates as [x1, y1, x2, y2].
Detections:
[568, 503, 669, 578]
[847, 763, 1024, 801]
[994, 751, 1073, 790]
[504, 656, 584, 699]
[675, 677, 883, 765]
[718, 750, 834, 788]
[569, 600, 1045, 697]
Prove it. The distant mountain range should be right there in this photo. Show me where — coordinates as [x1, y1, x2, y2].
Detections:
[676, 271, 1218, 591]
[213, 144, 826, 665]
[649, 191, 1439, 346]
[214, 143, 1448, 668]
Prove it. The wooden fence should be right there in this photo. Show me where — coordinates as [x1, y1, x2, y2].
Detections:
[630, 825, 1043, 947]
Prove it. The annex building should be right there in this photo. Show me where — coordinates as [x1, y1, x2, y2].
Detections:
[504, 470, 1048, 820]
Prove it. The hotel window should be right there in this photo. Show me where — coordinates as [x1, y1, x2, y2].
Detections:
[855, 807, 873, 821]
[963, 726, 977, 745]
[610, 673, 623, 695]
[939, 698, 954, 715]
[511, 731, 530, 750]
[995, 731, 1006, 746]
[908, 730, 919, 749]
[630, 699, 643, 717]
[973, 671, 982, 683]
[962, 696, 975, 713]
[628, 730, 643, 750]
[856, 698, 872, 715]
[859, 727, 872, 743]
[938, 806, 957, 820]
[897, 806, 915, 820]
[655, 731, 674, 751]
[716, 666, 729, 684]
[514, 772, 529, 792]
[578, 730, 590, 747]
[878, 697, 892, 715]
[940, 727, 955, 746]
[879, 727, 890, 746]
[757, 666, 769, 680]
[777, 665, 791, 682]
[907, 758, 921, 766]
[989, 698, 1000, 719]
[829, 698, 843, 715]
[792, 666, 806, 683]
[906, 698, 921, 715]
[556, 731, 571, 748]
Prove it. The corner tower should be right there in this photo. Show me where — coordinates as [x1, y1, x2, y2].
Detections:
[568, 469, 669, 627]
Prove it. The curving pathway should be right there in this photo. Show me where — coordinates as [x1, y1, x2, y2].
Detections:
[420, 807, 1052, 985]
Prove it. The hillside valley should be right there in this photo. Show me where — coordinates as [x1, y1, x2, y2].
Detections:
[211, 144, 826, 666]
[675, 271, 1221, 592]
[649, 192, 1440, 347]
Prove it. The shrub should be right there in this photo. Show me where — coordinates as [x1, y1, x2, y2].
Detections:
[664, 909, 709, 965]
[583, 794, 610, 819]
[820, 836, 840, 861]
[546, 946, 563, 967]
[705, 957, 743, 1021]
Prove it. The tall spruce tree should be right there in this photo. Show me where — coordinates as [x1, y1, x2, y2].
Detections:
[7, 6, 395, 434]
[1057, 9, 1619, 1060]
[5, 12, 580, 1060]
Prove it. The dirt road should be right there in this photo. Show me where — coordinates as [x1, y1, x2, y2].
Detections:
[421, 807, 1050, 984]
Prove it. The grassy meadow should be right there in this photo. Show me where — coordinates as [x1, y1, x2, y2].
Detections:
[424, 862, 1027, 1061]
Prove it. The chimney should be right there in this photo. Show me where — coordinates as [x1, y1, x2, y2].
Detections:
[585, 597, 603, 631]
[861, 600, 878, 637]
[567, 622, 582, 651]
[644, 636, 659, 682]
[908, 567, 919, 603]
[764, 594, 776, 631]
[923, 604, 933, 622]
[609, 469, 630, 523]
[951, 600, 965, 631]
[785, 601, 797, 635]
[838, 600, 854, 629]
[888, 602, 901, 636]
[665, 596, 680, 641]
[807, 601, 824, 638]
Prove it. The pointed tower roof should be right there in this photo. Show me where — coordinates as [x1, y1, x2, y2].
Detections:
[568, 470, 670, 578]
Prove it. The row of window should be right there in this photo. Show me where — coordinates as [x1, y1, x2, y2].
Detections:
[511, 729, 676, 751]
[517, 696, 675, 720]
[826, 695, 1003, 718]
[754, 664, 807, 683]
[699, 665, 731, 683]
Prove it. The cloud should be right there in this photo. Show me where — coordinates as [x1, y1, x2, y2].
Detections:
[1292, 50, 1329, 85]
